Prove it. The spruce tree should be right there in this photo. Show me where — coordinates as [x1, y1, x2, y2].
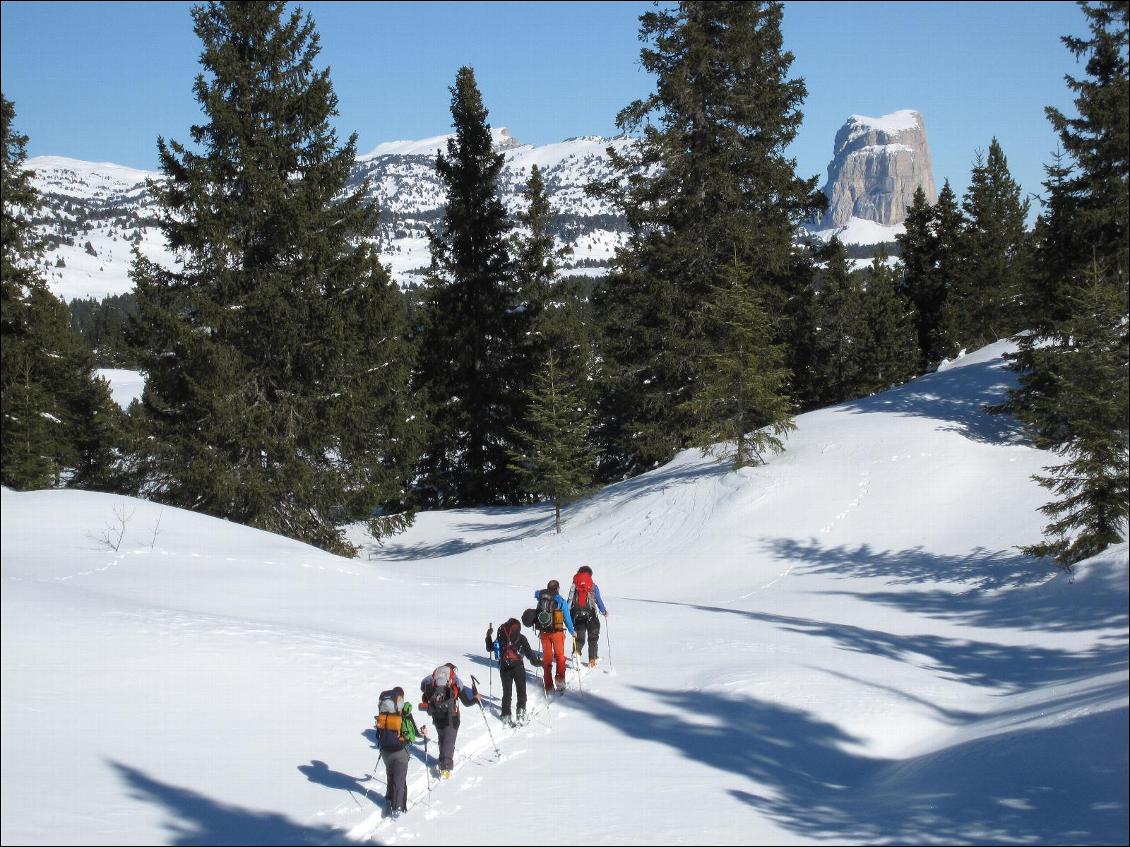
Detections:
[1045, 0, 1129, 287]
[590, 1, 823, 479]
[805, 237, 868, 406]
[415, 67, 518, 507]
[1017, 263, 1128, 565]
[1, 93, 121, 490]
[957, 140, 1032, 347]
[129, 3, 417, 554]
[897, 183, 961, 371]
[996, 0, 1129, 567]
[681, 261, 795, 470]
[508, 353, 595, 533]
[857, 247, 918, 395]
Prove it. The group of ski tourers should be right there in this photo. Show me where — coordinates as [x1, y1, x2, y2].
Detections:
[373, 565, 610, 818]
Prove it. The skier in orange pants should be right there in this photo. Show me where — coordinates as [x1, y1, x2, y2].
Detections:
[532, 579, 575, 692]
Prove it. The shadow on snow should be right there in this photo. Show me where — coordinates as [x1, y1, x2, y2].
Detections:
[836, 356, 1026, 446]
[763, 537, 1129, 633]
[579, 687, 1127, 845]
[108, 760, 364, 845]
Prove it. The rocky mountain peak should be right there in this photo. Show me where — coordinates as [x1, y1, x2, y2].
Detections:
[818, 109, 936, 229]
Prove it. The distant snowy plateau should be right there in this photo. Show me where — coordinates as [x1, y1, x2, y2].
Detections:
[26, 128, 633, 302]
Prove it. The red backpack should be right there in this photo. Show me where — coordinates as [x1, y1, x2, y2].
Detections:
[573, 572, 593, 610]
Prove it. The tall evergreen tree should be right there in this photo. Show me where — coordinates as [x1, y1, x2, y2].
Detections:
[128, 3, 417, 555]
[1016, 264, 1128, 564]
[996, 0, 1129, 567]
[857, 247, 919, 396]
[508, 353, 595, 533]
[415, 67, 518, 507]
[957, 139, 1032, 347]
[590, 1, 823, 479]
[897, 183, 961, 371]
[1, 93, 121, 490]
[804, 237, 868, 406]
[681, 261, 795, 470]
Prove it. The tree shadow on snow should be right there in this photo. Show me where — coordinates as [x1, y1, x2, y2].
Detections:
[837, 357, 1025, 446]
[363, 508, 553, 561]
[763, 537, 1129, 633]
[629, 597, 1126, 695]
[108, 760, 363, 845]
[579, 688, 1127, 845]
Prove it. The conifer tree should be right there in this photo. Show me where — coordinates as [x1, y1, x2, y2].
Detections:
[1, 93, 121, 490]
[682, 261, 795, 470]
[508, 353, 595, 533]
[897, 183, 961, 371]
[415, 67, 518, 506]
[996, 0, 1128, 567]
[857, 247, 919, 395]
[957, 140, 1032, 347]
[128, 3, 417, 555]
[512, 164, 585, 385]
[1016, 263, 1128, 565]
[805, 237, 868, 406]
[590, 1, 823, 479]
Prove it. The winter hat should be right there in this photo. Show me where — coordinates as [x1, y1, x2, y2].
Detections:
[547, 579, 560, 593]
[578, 565, 593, 576]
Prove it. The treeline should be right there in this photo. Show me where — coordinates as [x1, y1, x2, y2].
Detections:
[2, 1, 1124, 567]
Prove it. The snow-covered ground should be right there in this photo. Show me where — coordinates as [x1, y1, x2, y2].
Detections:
[2, 341, 1127, 845]
[95, 368, 146, 410]
[807, 215, 904, 246]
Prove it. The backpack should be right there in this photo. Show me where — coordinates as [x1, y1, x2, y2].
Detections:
[497, 621, 523, 665]
[572, 572, 594, 619]
[426, 665, 457, 715]
[376, 689, 404, 749]
[535, 591, 562, 632]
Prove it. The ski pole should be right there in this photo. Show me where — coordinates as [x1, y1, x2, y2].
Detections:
[572, 636, 584, 696]
[363, 749, 384, 804]
[469, 674, 501, 758]
[423, 734, 432, 800]
[605, 615, 613, 670]
[487, 622, 494, 703]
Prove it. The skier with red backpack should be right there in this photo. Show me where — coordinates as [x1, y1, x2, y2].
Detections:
[485, 618, 540, 726]
[419, 663, 480, 778]
[568, 565, 609, 668]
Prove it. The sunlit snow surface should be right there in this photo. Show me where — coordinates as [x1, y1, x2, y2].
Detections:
[3, 341, 1126, 845]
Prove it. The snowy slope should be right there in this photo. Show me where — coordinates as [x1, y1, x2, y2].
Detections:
[2, 341, 1127, 845]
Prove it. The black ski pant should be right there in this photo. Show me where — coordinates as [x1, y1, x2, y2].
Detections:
[382, 746, 409, 812]
[574, 612, 601, 661]
[499, 662, 528, 717]
[433, 713, 460, 771]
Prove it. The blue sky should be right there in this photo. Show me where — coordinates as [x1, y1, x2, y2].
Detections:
[1, 1, 1087, 210]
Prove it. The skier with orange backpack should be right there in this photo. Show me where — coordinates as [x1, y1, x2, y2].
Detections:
[568, 565, 609, 668]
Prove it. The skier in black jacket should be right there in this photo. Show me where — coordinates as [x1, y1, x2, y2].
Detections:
[486, 618, 540, 726]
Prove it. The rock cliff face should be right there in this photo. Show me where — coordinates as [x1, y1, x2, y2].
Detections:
[818, 110, 936, 229]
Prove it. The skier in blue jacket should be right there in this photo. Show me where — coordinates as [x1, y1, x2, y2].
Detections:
[532, 579, 575, 692]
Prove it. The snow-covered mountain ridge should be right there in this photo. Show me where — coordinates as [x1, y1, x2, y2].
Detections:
[3, 340, 1126, 845]
[25, 129, 632, 302]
